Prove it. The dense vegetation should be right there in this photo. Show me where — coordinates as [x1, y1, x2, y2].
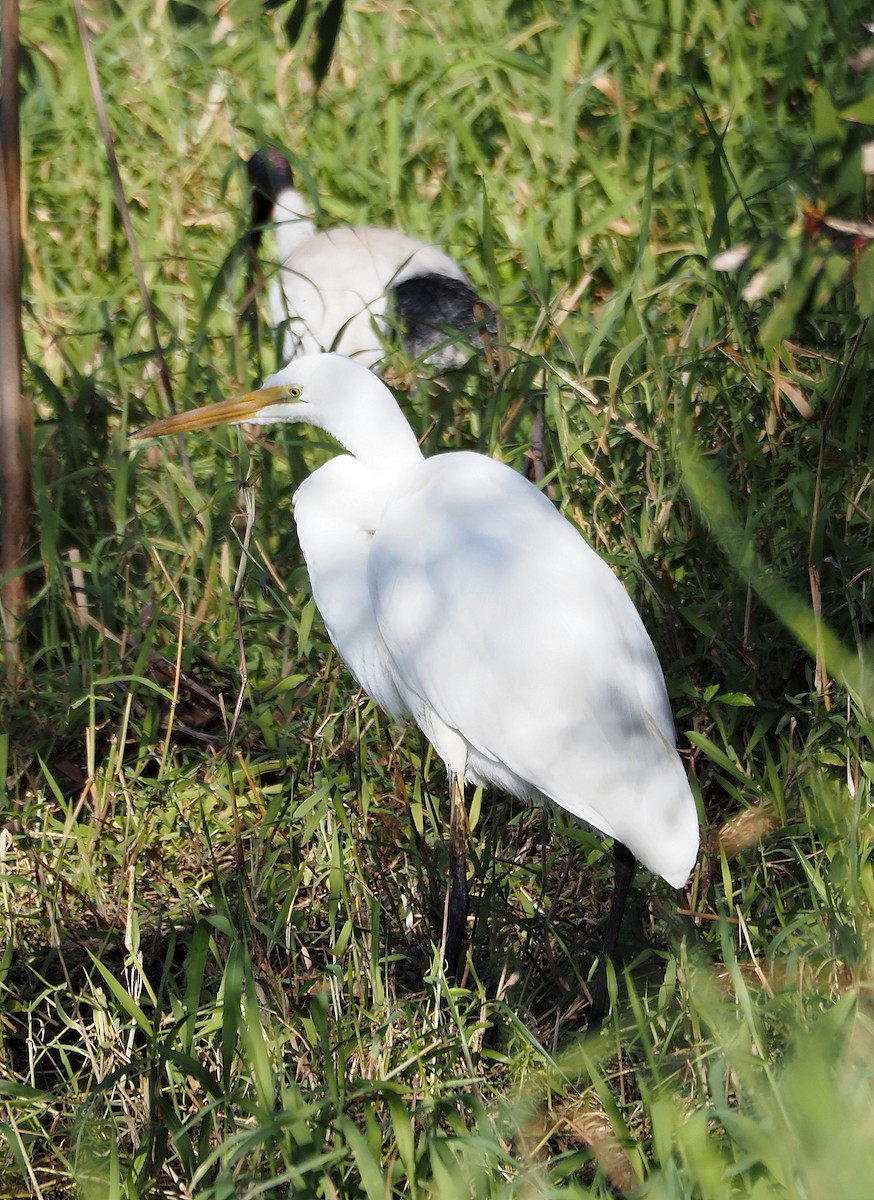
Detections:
[3, 0, 874, 1194]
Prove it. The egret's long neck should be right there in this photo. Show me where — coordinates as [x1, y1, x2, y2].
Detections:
[272, 186, 317, 258]
[261, 357, 427, 479]
[320, 386, 425, 477]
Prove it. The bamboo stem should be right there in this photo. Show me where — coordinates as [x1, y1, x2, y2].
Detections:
[0, 0, 30, 678]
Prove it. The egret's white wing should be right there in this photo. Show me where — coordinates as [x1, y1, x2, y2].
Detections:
[369, 452, 697, 883]
[293, 456, 409, 719]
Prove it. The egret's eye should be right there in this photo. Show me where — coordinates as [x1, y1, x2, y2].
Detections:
[285, 385, 303, 400]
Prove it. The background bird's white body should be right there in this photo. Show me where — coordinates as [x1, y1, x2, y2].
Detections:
[265, 186, 477, 366]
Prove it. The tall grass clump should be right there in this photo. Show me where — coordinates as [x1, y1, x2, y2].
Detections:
[2, 0, 874, 1195]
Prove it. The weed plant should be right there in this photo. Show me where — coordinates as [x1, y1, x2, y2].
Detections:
[3, 0, 874, 1195]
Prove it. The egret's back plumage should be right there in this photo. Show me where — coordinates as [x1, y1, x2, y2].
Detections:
[368, 454, 697, 886]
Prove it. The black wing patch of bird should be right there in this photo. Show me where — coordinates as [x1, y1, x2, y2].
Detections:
[391, 274, 494, 362]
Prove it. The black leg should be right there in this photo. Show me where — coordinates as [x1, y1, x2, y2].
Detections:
[588, 841, 637, 1030]
[443, 772, 469, 978]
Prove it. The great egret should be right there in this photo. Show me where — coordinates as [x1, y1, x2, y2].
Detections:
[247, 148, 493, 369]
[133, 353, 699, 1025]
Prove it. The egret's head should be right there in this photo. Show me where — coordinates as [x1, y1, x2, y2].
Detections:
[130, 353, 423, 468]
[131, 354, 366, 438]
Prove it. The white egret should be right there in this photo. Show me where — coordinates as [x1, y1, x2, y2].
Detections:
[247, 149, 493, 369]
[133, 353, 699, 1025]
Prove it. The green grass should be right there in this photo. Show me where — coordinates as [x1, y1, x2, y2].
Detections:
[4, 0, 874, 1194]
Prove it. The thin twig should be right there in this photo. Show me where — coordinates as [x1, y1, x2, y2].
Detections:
[227, 484, 258, 749]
